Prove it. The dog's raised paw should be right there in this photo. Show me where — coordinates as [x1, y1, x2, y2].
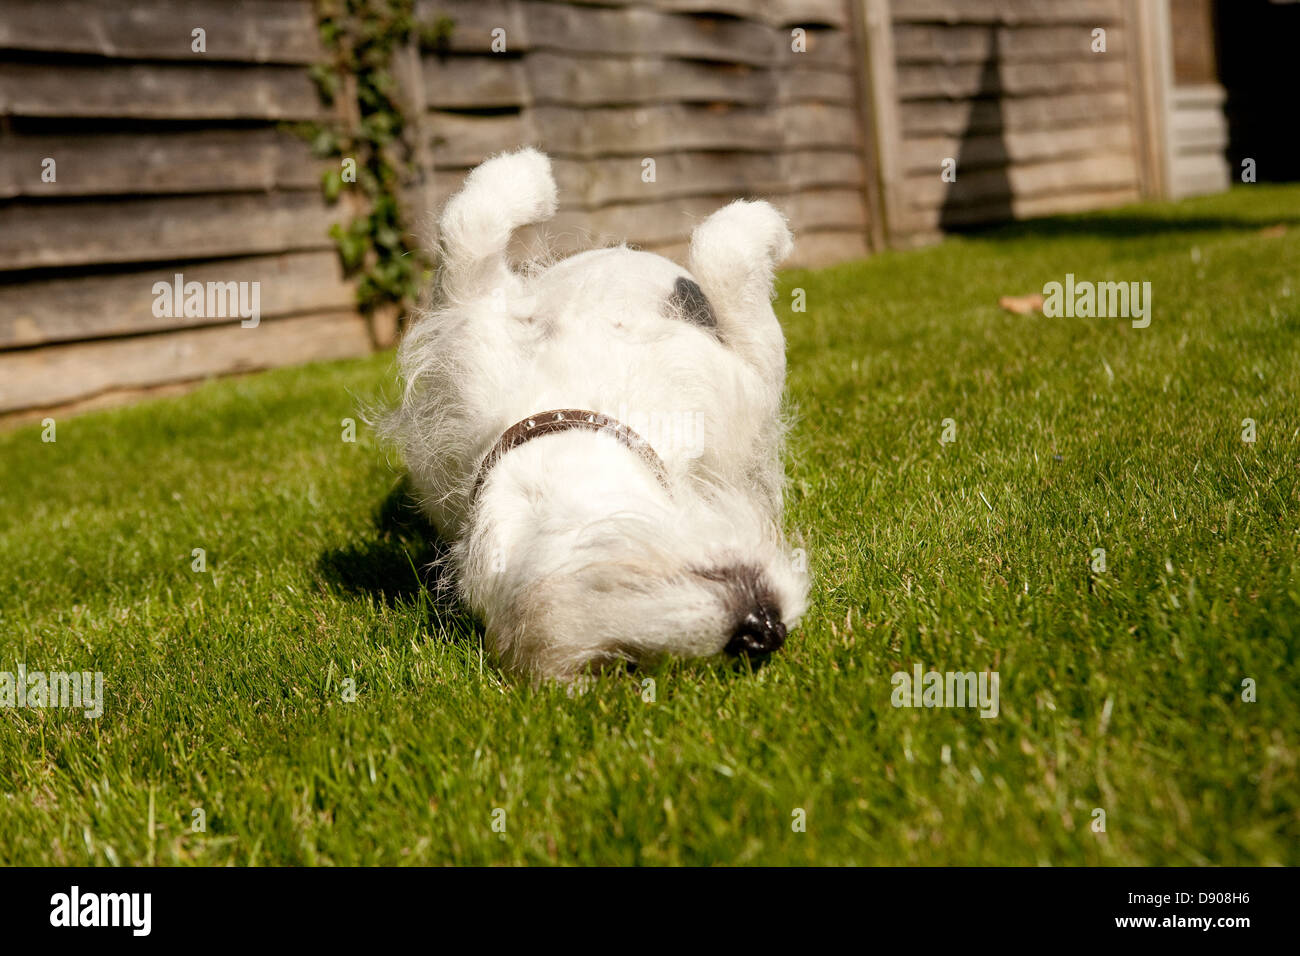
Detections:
[688, 200, 794, 306]
[437, 147, 559, 301]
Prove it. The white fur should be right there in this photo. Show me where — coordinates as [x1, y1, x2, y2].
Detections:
[382, 148, 809, 680]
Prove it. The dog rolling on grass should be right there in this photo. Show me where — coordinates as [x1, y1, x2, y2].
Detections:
[382, 148, 808, 680]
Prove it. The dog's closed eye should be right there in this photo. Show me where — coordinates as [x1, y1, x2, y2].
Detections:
[666, 276, 717, 332]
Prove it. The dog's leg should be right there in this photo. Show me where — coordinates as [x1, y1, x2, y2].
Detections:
[687, 200, 794, 395]
[436, 147, 557, 304]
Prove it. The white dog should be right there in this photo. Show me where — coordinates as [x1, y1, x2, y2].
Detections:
[382, 148, 809, 680]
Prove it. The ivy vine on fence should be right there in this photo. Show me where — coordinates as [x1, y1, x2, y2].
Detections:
[302, 0, 455, 325]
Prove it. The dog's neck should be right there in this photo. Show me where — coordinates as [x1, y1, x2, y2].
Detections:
[471, 409, 670, 503]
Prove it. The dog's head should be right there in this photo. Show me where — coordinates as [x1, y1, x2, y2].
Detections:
[457, 460, 810, 678]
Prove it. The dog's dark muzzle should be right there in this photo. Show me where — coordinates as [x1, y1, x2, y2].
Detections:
[725, 605, 787, 657]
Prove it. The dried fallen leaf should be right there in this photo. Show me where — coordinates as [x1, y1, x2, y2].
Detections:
[998, 293, 1044, 315]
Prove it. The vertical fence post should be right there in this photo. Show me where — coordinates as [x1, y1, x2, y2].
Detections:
[849, 0, 886, 252]
[1128, 0, 1174, 200]
[858, 0, 903, 248]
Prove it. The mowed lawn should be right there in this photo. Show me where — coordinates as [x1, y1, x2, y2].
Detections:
[1, 186, 1297, 866]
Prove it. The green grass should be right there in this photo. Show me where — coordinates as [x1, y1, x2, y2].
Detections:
[2, 186, 1298, 865]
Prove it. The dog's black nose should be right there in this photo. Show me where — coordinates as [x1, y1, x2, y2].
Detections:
[725, 606, 786, 656]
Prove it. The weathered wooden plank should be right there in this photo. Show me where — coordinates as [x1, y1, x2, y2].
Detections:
[781, 228, 869, 267]
[422, 51, 857, 109]
[479, 0, 852, 28]
[891, 0, 1125, 25]
[987, 185, 1140, 218]
[529, 186, 866, 251]
[529, 102, 862, 156]
[423, 55, 530, 110]
[0, 0, 323, 64]
[429, 111, 539, 168]
[899, 90, 1132, 135]
[901, 123, 1134, 174]
[0, 312, 372, 414]
[0, 193, 338, 271]
[419, 0, 529, 53]
[892, 23, 1126, 63]
[422, 0, 851, 49]
[893, 184, 1140, 234]
[896, 58, 1130, 100]
[434, 1, 768, 62]
[777, 59, 859, 103]
[546, 150, 864, 207]
[419, 0, 853, 67]
[777, 0, 852, 28]
[0, 128, 323, 200]
[0, 252, 353, 348]
[431, 150, 865, 219]
[654, 0, 850, 28]
[783, 28, 854, 70]
[642, 226, 867, 270]
[428, 102, 861, 168]
[529, 3, 819, 66]
[0, 62, 326, 120]
[901, 151, 1138, 208]
[779, 187, 869, 232]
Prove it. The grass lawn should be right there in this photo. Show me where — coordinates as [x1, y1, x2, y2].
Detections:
[1, 185, 1297, 866]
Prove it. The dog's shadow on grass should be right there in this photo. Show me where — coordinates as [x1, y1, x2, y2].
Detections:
[316, 481, 475, 637]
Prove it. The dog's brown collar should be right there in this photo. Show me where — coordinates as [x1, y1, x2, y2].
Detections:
[471, 409, 670, 502]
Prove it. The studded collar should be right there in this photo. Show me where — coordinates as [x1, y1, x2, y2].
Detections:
[471, 409, 670, 502]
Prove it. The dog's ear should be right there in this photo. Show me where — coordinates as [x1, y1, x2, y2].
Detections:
[437, 147, 558, 302]
[687, 200, 793, 310]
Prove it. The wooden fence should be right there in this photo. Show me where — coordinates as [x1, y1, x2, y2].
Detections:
[869, 0, 1143, 244]
[0, 0, 1224, 417]
[417, 0, 873, 266]
[0, 0, 368, 416]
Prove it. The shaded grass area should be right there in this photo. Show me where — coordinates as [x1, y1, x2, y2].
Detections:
[1, 185, 1297, 865]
